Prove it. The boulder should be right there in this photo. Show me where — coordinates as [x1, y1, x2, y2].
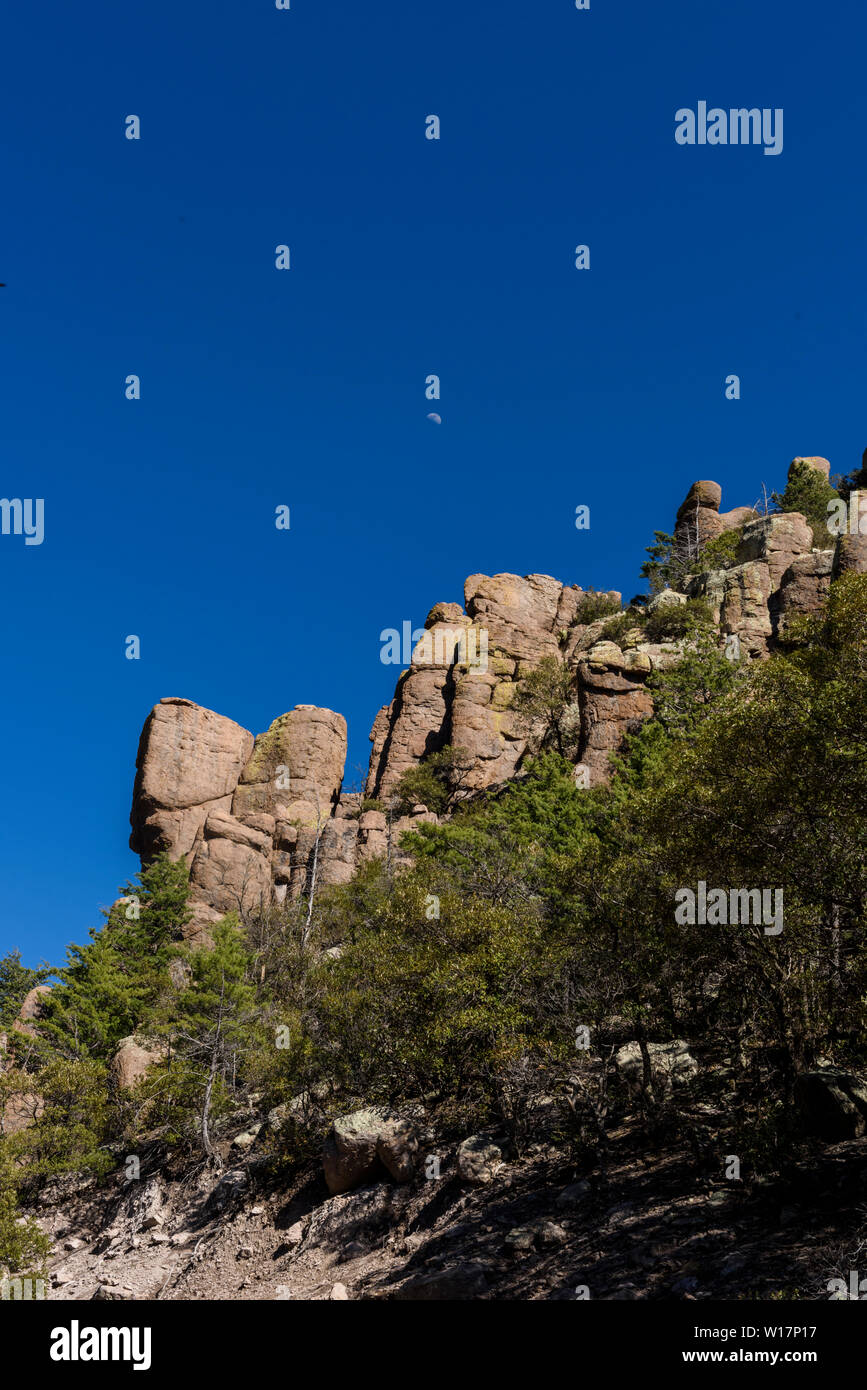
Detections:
[111, 1035, 167, 1091]
[795, 1070, 867, 1141]
[834, 531, 867, 577]
[456, 1133, 503, 1185]
[646, 589, 687, 613]
[322, 1106, 423, 1195]
[674, 481, 725, 549]
[615, 1040, 698, 1097]
[10, 985, 51, 1038]
[790, 455, 831, 480]
[129, 698, 254, 862]
[232, 706, 347, 829]
[773, 551, 834, 638]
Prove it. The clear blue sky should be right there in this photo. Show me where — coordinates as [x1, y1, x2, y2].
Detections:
[2, 0, 865, 967]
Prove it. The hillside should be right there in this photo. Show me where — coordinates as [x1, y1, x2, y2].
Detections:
[3, 455, 867, 1304]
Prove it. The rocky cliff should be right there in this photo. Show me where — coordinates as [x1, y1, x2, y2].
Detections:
[129, 462, 867, 939]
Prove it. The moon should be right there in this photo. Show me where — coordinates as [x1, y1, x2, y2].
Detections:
[426, 412, 442, 424]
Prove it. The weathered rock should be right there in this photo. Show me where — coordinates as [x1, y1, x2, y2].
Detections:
[232, 706, 346, 829]
[688, 562, 773, 658]
[186, 811, 273, 928]
[834, 529, 867, 577]
[456, 1134, 504, 1185]
[646, 589, 686, 613]
[232, 1124, 263, 1150]
[322, 1107, 423, 1195]
[130, 699, 254, 862]
[575, 658, 654, 786]
[674, 481, 757, 561]
[737, 514, 814, 591]
[464, 572, 564, 665]
[773, 551, 834, 639]
[10, 985, 51, 1038]
[111, 1035, 167, 1091]
[615, 1040, 698, 1097]
[790, 455, 831, 480]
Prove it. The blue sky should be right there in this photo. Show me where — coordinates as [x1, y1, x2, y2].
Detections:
[2, 0, 865, 967]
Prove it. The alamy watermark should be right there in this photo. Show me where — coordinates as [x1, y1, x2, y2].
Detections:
[675, 881, 783, 936]
[675, 103, 783, 157]
[380, 622, 488, 672]
[0, 498, 44, 546]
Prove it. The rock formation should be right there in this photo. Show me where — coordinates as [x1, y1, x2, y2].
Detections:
[128, 466, 867, 938]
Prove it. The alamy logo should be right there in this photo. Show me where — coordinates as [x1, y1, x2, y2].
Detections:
[828, 1271, 867, 1300]
[380, 622, 488, 672]
[827, 493, 867, 536]
[0, 498, 44, 545]
[1, 1275, 45, 1300]
[675, 103, 783, 156]
[49, 1320, 152, 1371]
[675, 882, 783, 936]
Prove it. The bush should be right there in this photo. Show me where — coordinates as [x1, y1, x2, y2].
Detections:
[599, 609, 645, 644]
[644, 597, 713, 643]
[689, 527, 742, 574]
[394, 746, 472, 815]
[574, 590, 622, 624]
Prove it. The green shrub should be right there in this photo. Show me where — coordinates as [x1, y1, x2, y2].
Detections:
[644, 597, 713, 643]
[599, 609, 645, 644]
[574, 589, 622, 624]
[394, 746, 472, 815]
[690, 527, 742, 574]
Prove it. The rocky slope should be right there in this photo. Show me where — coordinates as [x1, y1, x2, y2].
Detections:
[34, 1096, 867, 1302]
[11, 458, 867, 1303]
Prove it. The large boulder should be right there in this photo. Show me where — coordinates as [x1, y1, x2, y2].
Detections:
[456, 1133, 504, 1185]
[790, 455, 831, 480]
[111, 1035, 167, 1091]
[130, 699, 254, 862]
[11, 985, 51, 1038]
[615, 1040, 698, 1097]
[795, 1070, 867, 1141]
[322, 1107, 423, 1195]
[834, 527, 867, 577]
[773, 551, 834, 638]
[232, 706, 346, 829]
[674, 481, 757, 560]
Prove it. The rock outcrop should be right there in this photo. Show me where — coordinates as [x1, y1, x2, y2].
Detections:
[128, 467, 864, 936]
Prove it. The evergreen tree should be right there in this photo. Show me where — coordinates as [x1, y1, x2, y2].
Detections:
[149, 917, 259, 1161]
[41, 853, 190, 1060]
[771, 459, 840, 546]
[0, 951, 51, 1029]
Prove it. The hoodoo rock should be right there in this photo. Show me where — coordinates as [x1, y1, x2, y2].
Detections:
[130, 699, 255, 862]
[127, 468, 839, 934]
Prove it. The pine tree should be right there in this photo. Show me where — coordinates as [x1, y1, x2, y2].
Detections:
[40, 853, 191, 1060]
[152, 917, 259, 1162]
[0, 951, 51, 1029]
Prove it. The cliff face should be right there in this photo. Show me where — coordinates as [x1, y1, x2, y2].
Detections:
[129, 467, 867, 940]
